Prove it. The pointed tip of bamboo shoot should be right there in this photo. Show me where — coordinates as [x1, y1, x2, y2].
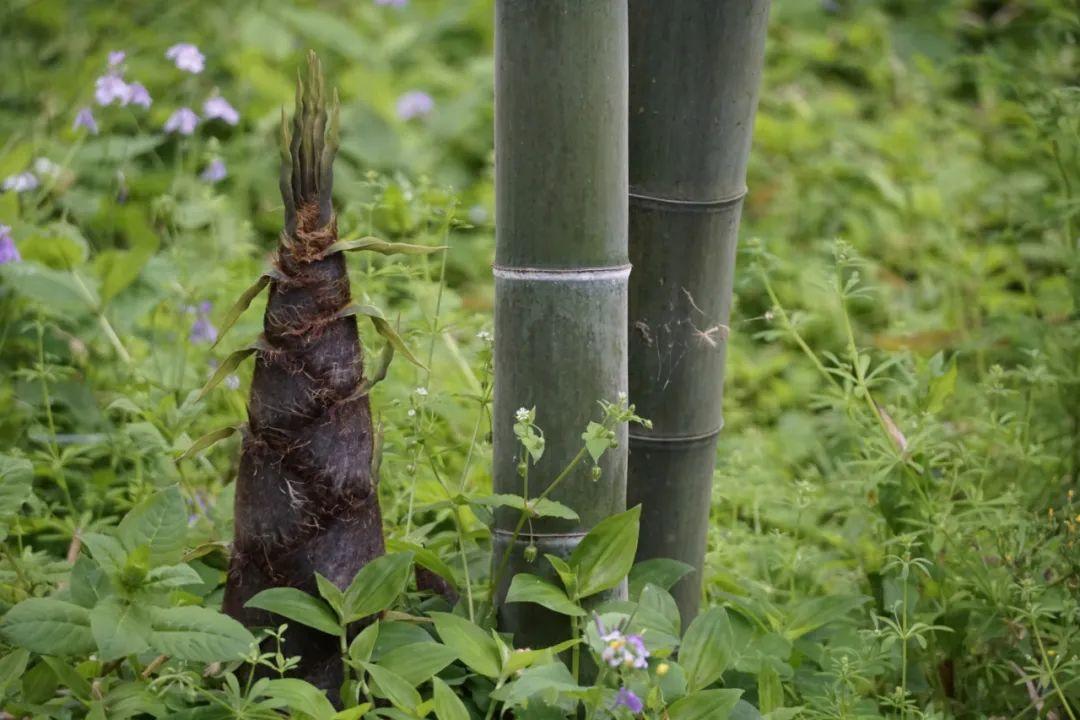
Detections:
[281, 51, 337, 230]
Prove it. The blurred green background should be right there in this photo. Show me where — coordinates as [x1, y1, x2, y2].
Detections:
[1, 0, 1079, 715]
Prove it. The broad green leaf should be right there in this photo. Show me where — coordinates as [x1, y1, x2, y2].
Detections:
[372, 621, 434, 659]
[145, 563, 204, 589]
[1, 598, 95, 656]
[176, 425, 241, 463]
[212, 272, 275, 349]
[667, 689, 743, 720]
[639, 583, 682, 637]
[781, 595, 866, 641]
[432, 677, 469, 720]
[0, 262, 95, 315]
[680, 607, 735, 692]
[0, 456, 33, 522]
[330, 705, 372, 720]
[246, 587, 341, 636]
[117, 487, 187, 565]
[529, 498, 579, 521]
[342, 552, 413, 622]
[323, 236, 447, 257]
[263, 678, 336, 720]
[348, 621, 379, 665]
[337, 305, 426, 369]
[504, 638, 580, 675]
[388, 539, 458, 591]
[429, 612, 502, 678]
[362, 662, 420, 712]
[315, 572, 346, 616]
[506, 573, 584, 616]
[41, 655, 92, 701]
[0, 649, 29, 696]
[90, 597, 153, 661]
[545, 554, 577, 595]
[80, 532, 127, 573]
[377, 642, 457, 686]
[70, 556, 111, 608]
[581, 421, 610, 463]
[567, 505, 641, 598]
[628, 558, 694, 600]
[490, 663, 582, 706]
[148, 606, 255, 662]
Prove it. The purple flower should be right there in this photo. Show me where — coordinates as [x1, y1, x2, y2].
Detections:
[200, 159, 227, 183]
[165, 43, 205, 74]
[2, 172, 38, 193]
[375, 0, 408, 5]
[0, 225, 20, 265]
[108, 50, 126, 67]
[73, 107, 99, 134]
[203, 96, 239, 125]
[188, 302, 218, 344]
[613, 688, 643, 714]
[600, 628, 650, 669]
[396, 90, 434, 121]
[126, 82, 152, 108]
[95, 74, 130, 106]
[164, 107, 199, 135]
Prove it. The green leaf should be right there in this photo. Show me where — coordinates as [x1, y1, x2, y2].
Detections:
[176, 425, 241, 463]
[40, 655, 92, 701]
[323, 236, 447, 257]
[376, 642, 457, 686]
[337, 305, 426, 370]
[245, 587, 341, 636]
[581, 421, 610, 463]
[506, 573, 584, 616]
[117, 486, 187, 566]
[342, 552, 413, 622]
[145, 563, 204, 589]
[640, 583, 682, 637]
[529, 499, 579, 521]
[262, 678, 336, 720]
[628, 558, 694, 600]
[432, 677, 469, 720]
[387, 539, 458, 592]
[348, 621, 379, 665]
[212, 272, 275, 349]
[667, 689, 743, 720]
[680, 607, 735, 692]
[490, 663, 582, 706]
[545, 554, 577, 596]
[315, 573, 346, 617]
[197, 346, 259, 401]
[1, 598, 95, 656]
[0, 262, 95, 315]
[428, 611, 502, 678]
[70, 557, 111, 608]
[567, 505, 641, 598]
[80, 532, 127, 574]
[927, 356, 958, 414]
[0, 455, 33, 523]
[90, 597, 153, 661]
[148, 606, 255, 662]
[0, 649, 29, 696]
[504, 638, 580, 675]
[362, 662, 421, 712]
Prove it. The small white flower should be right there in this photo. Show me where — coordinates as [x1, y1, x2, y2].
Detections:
[617, 391, 627, 403]
[33, 158, 60, 177]
[415, 387, 428, 396]
[407, 409, 416, 417]
[476, 329, 493, 342]
[515, 407, 530, 423]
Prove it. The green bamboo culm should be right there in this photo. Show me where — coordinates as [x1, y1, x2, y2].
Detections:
[627, 1, 770, 621]
[493, 0, 629, 647]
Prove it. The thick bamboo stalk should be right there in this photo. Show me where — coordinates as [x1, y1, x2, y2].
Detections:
[627, 1, 770, 621]
[223, 54, 384, 693]
[493, 0, 629, 647]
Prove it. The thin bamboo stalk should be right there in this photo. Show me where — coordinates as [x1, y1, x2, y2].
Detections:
[493, 0, 629, 647]
[627, 0, 770, 621]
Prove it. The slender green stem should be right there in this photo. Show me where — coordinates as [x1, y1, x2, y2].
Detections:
[425, 451, 475, 622]
[1032, 618, 1078, 720]
[490, 446, 590, 604]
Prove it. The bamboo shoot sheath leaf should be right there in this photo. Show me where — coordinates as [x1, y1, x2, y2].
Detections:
[336, 304, 426, 370]
[322, 236, 447, 257]
[212, 272, 275, 349]
[176, 425, 241, 463]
